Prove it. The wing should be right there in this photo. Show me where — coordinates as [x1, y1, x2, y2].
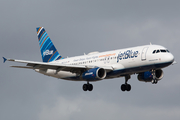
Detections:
[3, 57, 113, 74]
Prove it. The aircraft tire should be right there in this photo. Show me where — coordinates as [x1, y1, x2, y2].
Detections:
[88, 84, 93, 91]
[121, 84, 131, 91]
[83, 84, 88, 91]
[121, 84, 126, 91]
[126, 84, 131, 91]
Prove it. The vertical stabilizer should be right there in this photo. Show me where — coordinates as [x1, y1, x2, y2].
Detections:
[36, 27, 63, 62]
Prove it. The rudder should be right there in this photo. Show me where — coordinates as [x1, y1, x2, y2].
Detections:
[36, 27, 63, 62]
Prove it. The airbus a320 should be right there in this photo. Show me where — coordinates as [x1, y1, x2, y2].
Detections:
[3, 27, 175, 92]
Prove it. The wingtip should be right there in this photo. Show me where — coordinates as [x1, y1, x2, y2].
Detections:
[3, 57, 7, 63]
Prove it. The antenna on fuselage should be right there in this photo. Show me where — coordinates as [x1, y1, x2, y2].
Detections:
[150, 42, 152, 45]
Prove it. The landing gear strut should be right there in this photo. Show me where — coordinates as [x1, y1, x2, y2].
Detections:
[121, 75, 131, 92]
[151, 70, 158, 84]
[83, 81, 93, 91]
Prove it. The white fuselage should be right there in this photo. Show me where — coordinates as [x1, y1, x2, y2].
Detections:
[36, 44, 174, 81]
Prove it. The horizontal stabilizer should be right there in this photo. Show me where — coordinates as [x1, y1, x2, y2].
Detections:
[3, 57, 7, 63]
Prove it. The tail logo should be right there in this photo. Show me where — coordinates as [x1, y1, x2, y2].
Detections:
[43, 50, 53, 57]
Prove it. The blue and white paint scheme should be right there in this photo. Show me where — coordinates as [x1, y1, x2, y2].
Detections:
[3, 27, 175, 92]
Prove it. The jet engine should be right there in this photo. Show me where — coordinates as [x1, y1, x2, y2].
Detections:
[81, 67, 106, 81]
[137, 69, 164, 82]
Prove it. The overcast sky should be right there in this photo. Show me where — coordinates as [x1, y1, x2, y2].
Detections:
[1, 0, 180, 120]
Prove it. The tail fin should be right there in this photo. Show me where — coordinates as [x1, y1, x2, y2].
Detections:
[36, 27, 63, 62]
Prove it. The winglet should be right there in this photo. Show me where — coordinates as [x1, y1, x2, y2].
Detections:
[3, 57, 7, 63]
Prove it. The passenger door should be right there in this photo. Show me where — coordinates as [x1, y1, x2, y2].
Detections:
[141, 47, 148, 61]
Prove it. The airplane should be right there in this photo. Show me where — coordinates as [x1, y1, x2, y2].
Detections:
[3, 27, 175, 92]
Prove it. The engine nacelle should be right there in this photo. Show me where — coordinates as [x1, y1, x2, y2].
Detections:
[138, 69, 164, 82]
[81, 67, 106, 81]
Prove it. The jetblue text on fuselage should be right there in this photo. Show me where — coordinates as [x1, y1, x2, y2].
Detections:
[117, 50, 138, 62]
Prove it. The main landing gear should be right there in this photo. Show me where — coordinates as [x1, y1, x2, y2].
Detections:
[121, 75, 131, 92]
[82, 81, 93, 91]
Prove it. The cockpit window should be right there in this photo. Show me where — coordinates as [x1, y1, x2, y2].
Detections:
[156, 50, 160, 53]
[153, 49, 169, 54]
[160, 50, 166, 52]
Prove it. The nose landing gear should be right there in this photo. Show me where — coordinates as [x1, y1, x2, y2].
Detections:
[151, 70, 158, 84]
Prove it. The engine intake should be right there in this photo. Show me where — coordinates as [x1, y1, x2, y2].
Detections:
[81, 67, 106, 81]
[138, 69, 163, 82]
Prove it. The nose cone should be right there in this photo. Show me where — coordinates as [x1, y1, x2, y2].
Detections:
[165, 53, 174, 64]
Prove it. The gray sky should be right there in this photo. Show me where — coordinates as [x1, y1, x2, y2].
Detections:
[1, 0, 180, 120]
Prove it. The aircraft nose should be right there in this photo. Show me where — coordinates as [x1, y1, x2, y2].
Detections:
[166, 53, 174, 64]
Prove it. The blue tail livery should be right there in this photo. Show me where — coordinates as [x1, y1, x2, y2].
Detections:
[36, 27, 63, 62]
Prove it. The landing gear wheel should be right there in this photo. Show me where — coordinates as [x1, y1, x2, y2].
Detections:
[82, 83, 93, 91]
[83, 84, 88, 91]
[121, 75, 131, 92]
[121, 84, 131, 92]
[121, 84, 126, 91]
[126, 84, 131, 91]
[88, 84, 93, 91]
